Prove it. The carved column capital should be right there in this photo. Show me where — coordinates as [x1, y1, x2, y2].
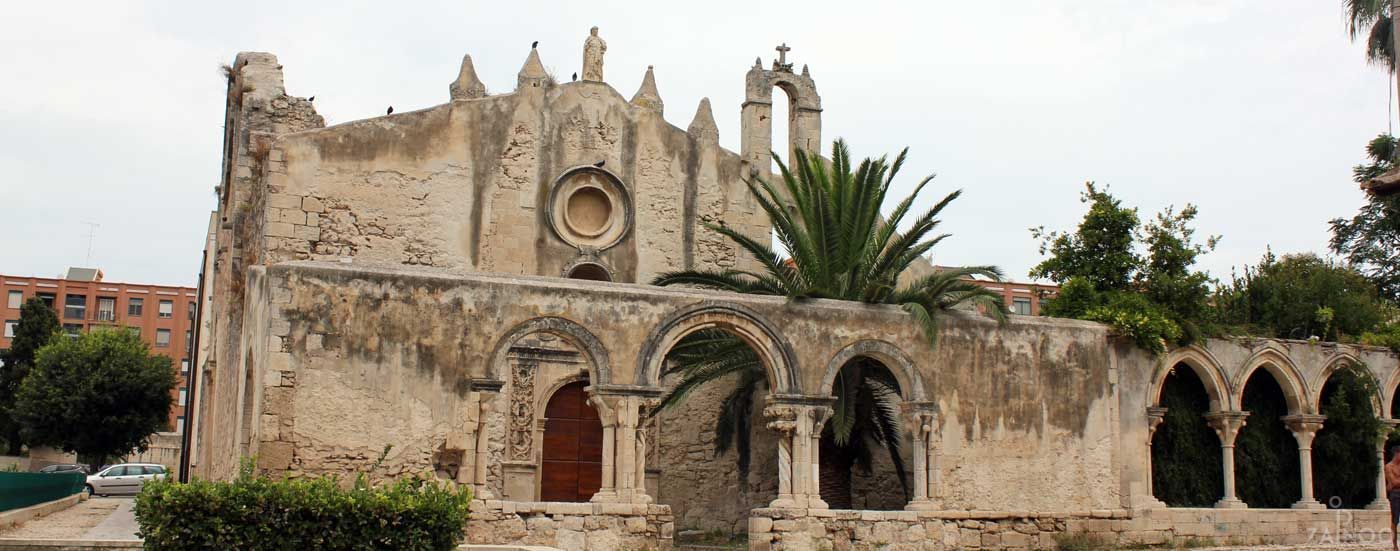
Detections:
[1204, 411, 1250, 447]
[1146, 406, 1168, 436]
[1282, 414, 1326, 441]
[763, 403, 801, 435]
[808, 405, 834, 434]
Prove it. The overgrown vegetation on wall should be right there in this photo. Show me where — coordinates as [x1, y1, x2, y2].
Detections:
[1151, 367, 1222, 507]
[1210, 251, 1387, 342]
[1235, 373, 1300, 508]
[1313, 362, 1385, 509]
[135, 462, 472, 551]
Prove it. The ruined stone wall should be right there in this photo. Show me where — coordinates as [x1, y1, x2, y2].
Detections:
[749, 507, 1387, 550]
[466, 500, 673, 551]
[259, 77, 757, 285]
[197, 52, 323, 481]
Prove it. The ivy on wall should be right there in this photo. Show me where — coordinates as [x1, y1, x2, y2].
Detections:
[1235, 371, 1300, 508]
[1152, 365, 1223, 507]
[1314, 362, 1384, 509]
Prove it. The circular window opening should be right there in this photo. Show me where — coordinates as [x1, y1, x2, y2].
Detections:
[567, 263, 612, 282]
[565, 187, 613, 237]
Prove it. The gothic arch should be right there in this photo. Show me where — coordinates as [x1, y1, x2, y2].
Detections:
[1311, 352, 1383, 414]
[1230, 347, 1309, 414]
[1384, 367, 1400, 419]
[636, 301, 798, 393]
[489, 317, 611, 386]
[1151, 346, 1229, 412]
[819, 339, 925, 401]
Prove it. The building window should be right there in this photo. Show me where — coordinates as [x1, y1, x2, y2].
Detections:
[181, 359, 190, 374]
[185, 330, 193, 354]
[62, 323, 82, 337]
[6, 291, 21, 309]
[178, 388, 188, 406]
[3, 320, 17, 339]
[156, 329, 171, 347]
[63, 294, 87, 320]
[126, 326, 141, 338]
[96, 297, 116, 322]
[158, 300, 173, 319]
[175, 416, 185, 434]
[128, 297, 144, 316]
[188, 302, 196, 321]
[1011, 297, 1032, 316]
[37, 293, 55, 308]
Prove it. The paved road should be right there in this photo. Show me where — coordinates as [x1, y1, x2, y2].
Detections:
[0, 497, 137, 541]
[82, 498, 138, 540]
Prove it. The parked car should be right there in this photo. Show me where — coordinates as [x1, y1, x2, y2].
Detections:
[85, 463, 167, 496]
[37, 463, 89, 474]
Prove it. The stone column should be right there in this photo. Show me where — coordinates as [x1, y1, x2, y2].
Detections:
[903, 404, 939, 511]
[1365, 419, 1399, 511]
[634, 398, 657, 503]
[1204, 411, 1249, 509]
[763, 402, 800, 509]
[473, 392, 498, 500]
[589, 394, 618, 503]
[1283, 414, 1326, 510]
[456, 392, 480, 487]
[1140, 407, 1168, 509]
[807, 406, 832, 509]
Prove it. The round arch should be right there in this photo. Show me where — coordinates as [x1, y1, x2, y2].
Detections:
[489, 317, 611, 386]
[1151, 346, 1229, 412]
[636, 301, 798, 393]
[819, 340, 925, 401]
[1230, 347, 1310, 415]
[1311, 353, 1383, 414]
[1384, 367, 1400, 420]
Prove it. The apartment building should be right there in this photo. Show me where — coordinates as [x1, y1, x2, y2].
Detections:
[1, 268, 197, 432]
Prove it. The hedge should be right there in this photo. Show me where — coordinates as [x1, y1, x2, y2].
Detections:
[134, 466, 471, 551]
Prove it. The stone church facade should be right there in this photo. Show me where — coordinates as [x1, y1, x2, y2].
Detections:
[185, 29, 1400, 550]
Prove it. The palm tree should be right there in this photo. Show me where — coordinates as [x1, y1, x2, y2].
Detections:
[652, 140, 1008, 508]
[1347, 0, 1395, 72]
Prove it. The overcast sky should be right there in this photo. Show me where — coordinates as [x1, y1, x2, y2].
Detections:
[0, 1, 1390, 287]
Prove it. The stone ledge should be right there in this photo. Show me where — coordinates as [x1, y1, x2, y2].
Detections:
[0, 494, 82, 531]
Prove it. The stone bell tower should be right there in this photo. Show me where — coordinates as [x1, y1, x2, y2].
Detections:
[740, 43, 822, 182]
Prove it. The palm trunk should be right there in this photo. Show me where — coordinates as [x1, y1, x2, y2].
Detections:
[819, 435, 856, 509]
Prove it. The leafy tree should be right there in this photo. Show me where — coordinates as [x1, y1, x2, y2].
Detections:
[0, 297, 59, 455]
[13, 328, 176, 467]
[652, 140, 1007, 508]
[1313, 362, 1385, 509]
[1213, 252, 1384, 341]
[1031, 184, 1217, 353]
[1345, 0, 1395, 72]
[1330, 134, 1400, 301]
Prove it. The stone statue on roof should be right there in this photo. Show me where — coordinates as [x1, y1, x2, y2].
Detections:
[582, 26, 606, 82]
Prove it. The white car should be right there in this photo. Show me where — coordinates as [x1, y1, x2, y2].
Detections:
[85, 463, 167, 496]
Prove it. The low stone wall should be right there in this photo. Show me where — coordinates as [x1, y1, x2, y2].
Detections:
[748, 507, 1390, 550]
[465, 500, 673, 551]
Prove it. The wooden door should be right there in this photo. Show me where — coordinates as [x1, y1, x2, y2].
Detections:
[540, 381, 603, 502]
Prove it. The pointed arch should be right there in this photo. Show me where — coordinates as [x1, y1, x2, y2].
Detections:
[1384, 366, 1400, 420]
[1152, 346, 1229, 412]
[1231, 346, 1309, 415]
[1312, 352, 1383, 414]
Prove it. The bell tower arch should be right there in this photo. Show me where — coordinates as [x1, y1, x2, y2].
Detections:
[741, 44, 823, 183]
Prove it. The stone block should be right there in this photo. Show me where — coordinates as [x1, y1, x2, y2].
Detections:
[305, 214, 320, 227]
[555, 529, 584, 550]
[1000, 530, 1031, 548]
[525, 515, 555, 533]
[276, 208, 306, 225]
[302, 196, 325, 212]
[259, 414, 279, 441]
[268, 194, 301, 209]
[293, 224, 320, 241]
[624, 516, 648, 533]
[585, 529, 620, 551]
[257, 441, 293, 470]
[267, 221, 294, 238]
[750, 516, 774, 533]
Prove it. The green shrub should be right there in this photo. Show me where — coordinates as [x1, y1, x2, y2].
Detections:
[134, 463, 471, 551]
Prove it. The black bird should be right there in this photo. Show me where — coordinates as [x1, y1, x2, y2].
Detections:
[387, 106, 394, 115]
[307, 95, 315, 102]
[572, 72, 578, 82]
[593, 160, 605, 168]
[532, 41, 539, 49]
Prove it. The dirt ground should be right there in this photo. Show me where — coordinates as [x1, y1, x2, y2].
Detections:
[0, 497, 134, 540]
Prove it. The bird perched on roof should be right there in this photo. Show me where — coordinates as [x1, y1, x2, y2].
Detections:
[593, 160, 605, 168]
[572, 72, 578, 82]
[387, 106, 394, 115]
[532, 41, 539, 49]
[308, 95, 315, 102]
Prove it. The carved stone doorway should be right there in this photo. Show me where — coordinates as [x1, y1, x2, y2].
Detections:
[541, 380, 603, 502]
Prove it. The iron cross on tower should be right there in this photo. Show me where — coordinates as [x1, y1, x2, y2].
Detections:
[774, 43, 793, 72]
